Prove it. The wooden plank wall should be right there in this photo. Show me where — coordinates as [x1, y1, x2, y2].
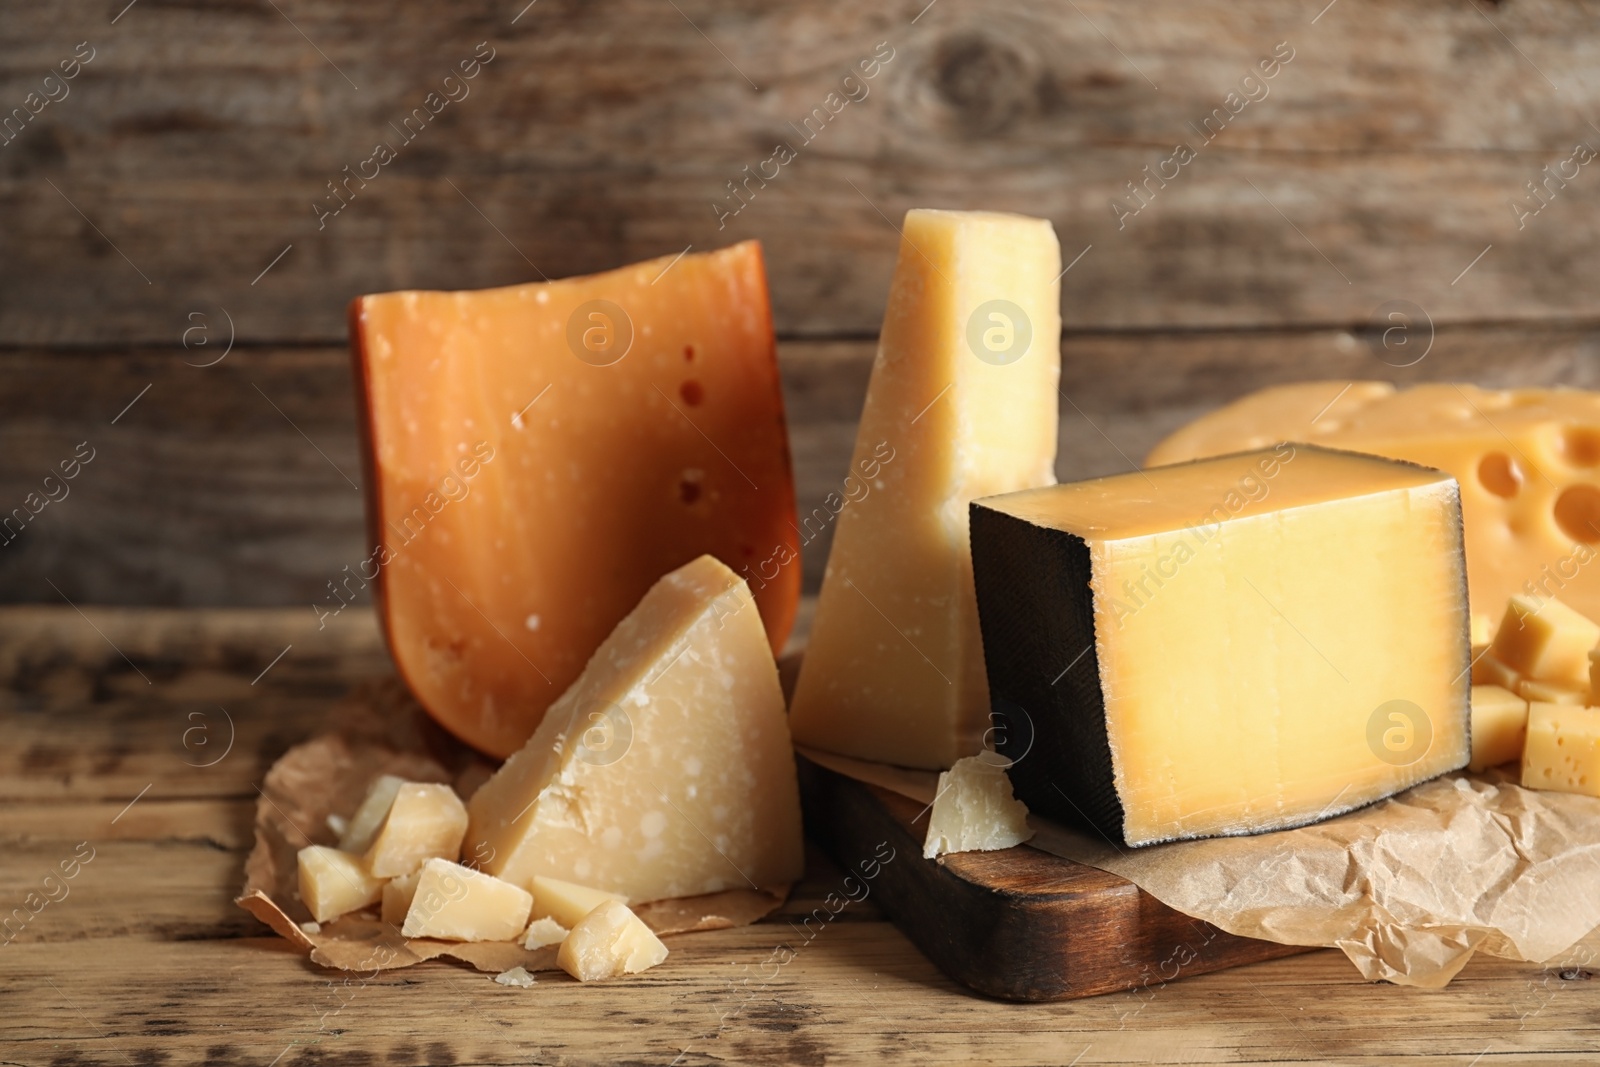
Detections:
[4, 0, 1600, 605]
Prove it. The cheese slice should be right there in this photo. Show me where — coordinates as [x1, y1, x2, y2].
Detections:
[363, 782, 469, 878]
[1147, 382, 1600, 637]
[970, 444, 1472, 846]
[789, 209, 1062, 769]
[557, 899, 669, 981]
[1468, 685, 1529, 771]
[351, 242, 800, 758]
[337, 774, 406, 854]
[922, 755, 1033, 859]
[297, 846, 384, 923]
[529, 875, 625, 929]
[463, 555, 804, 902]
[401, 858, 533, 942]
[1522, 703, 1600, 797]
[1490, 594, 1600, 686]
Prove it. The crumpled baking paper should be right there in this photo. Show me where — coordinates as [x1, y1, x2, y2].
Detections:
[798, 746, 1600, 988]
[237, 681, 787, 973]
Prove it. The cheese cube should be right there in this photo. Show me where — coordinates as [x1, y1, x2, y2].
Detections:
[297, 845, 385, 923]
[351, 242, 800, 759]
[1521, 704, 1600, 797]
[1146, 382, 1600, 637]
[1473, 653, 1523, 691]
[363, 783, 469, 878]
[1468, 685, 1529, 771]
[381, 870, 420, 926]
[1490, 595, 1600, 686]
[337, 774, 406, 854]
[529, 875, 626, 929]
[971, 444, 1472, 847]
[523, 917, 570, 950]
[464, 555, 805, 902]
[401, 858, 532, 942]
[922, 756, 1033, 859]
[1516, 677, 1589, 706]
[1589, 648, 1600, 705]
[557, 899, 668, 982]
[789, 209, 1062, 770]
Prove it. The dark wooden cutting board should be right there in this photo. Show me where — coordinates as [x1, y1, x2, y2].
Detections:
[796, 754, 1313, 1002]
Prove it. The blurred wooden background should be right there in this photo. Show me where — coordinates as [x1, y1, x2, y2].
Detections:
[5, 0, 1600, 605]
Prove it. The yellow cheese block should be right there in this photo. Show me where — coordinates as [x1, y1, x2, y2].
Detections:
[297, 845, 384, 924]
[1147, 382, 1600, 637]
[1521, 703, 1600, 797]
[1516, 677, 1589, 706]
[522, 916, 570, 950]
[922, 756, 1033, 859]
[1490, 594, 1600, 686]
[971, 444, 1472, 846]
[557, 899, 669, 981]
[1468, 685, 1529, 771]
[1474, 653, 1524, 691]
[337, 774, 405, 854]
[401, 858, 533, 942]
[790, 209, 1062, 769]
[529, 875, 625, 929]
[381, 870, 420, 926]
[363, 782, 469, 879]
[464, 555, 804, 902]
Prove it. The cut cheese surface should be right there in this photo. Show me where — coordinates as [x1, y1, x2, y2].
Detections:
[789, 209, 1062, 769]
[297, 846, 384, 924]
[1516, 677, 1588, 706]
[338, 774, 405, 854]
[463, 555, 804, 903]
[1521, 703, 1600, 797]
[1147, 382, 1600, 636]
[401, 858, 532, 942]
[529, 875, 625, 929]
[971, 444, 1472, 847]
[523, 916, 570, 950]
[1490, 594, 1600, 686]
[1468, 685, 1529, 772]
[557, 899, 669, 982]
[922, 756, 1033, 859]
[351, 241, 799, 758]
[363, 783, 468, 879]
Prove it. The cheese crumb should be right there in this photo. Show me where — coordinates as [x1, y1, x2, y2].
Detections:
[523, 916, 570, 950]
[493, 966, 538, 988]
[923, 756, 1033, 859]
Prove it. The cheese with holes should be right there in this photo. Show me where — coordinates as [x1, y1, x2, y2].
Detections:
[351, 242, 800, 758]
[338, 775, 406, 854]
[529, 875, 625, 928]
[297, 846, 384, 923]
[1490, 594, 1600, 686]
[463, 555, 804, 901]
[363, 782, 469, 878]
[401, 858, 532, 941]
[1147, 382, 1600, 637]
[1469, 685, 1529, 771]
[789, 209, 1062, 769]
[523, 916, 570, 950]
[922, 756, 1033, 859]
[557, 899, 669, 981]
[970, 444, 1472, 847]
[1522, 703, 1600, 796]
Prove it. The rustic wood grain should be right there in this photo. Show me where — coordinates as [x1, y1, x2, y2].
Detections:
[4, 0, 1600, 343]
[4, 324, 1598, 605]
[4, 608, 1600, 1065]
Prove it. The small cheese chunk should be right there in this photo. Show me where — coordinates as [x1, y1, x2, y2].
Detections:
[401, 858, 532, 942]
[971, 444, 1472, 847]
[1522, 704, 1600, 797]
[530, 875, 625, 929]
[923, 756, 1033, 859]
[364, 783, 469, 879]
[522, 916, 570, 950]
[465, 555, 805, 902]
[297, 845, 385, 923]
[381, 870, 420, 926]
[1474, 653, 1524, 691]
[1591, 648, 1600, 705]
[494, 966, 537, 988]
[1517, 677, 1589, 706]
[557, 899, 669, 982]
[789, 209, 1062, 770]
[1468, 685, 1530, 771]
[1491, 595, 1600, 687]
[337, 774, 406, 854]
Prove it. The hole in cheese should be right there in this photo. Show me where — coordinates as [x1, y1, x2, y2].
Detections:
[1478, 452, 1521, 498]
[1561, 427, 1600, 467]
[1554, 485, 1600, 543]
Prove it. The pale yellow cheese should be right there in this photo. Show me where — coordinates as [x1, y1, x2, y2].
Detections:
[1516, 677, 1589, 706]
[529, 875, 626, 929]
[922, 756, 1033, 859]
[1590, 648, 1600, 705]
[364, 783, 469, 879]
[337, 774, 406, 854]
[523, 916, 570, 950]
[381, 870, 420, 926]
[1490, 594, 1600, 686]
[297, 845, 384, 924]
[400, 858, 532, 942]
[1521, 703, 1600, 797]
[789, 209, 1062, 770]
[464, 555, 804, 902]
[557, 899, 669, 981]
[1474, 653, 1524, 691]
[1468, 685, 1529, 771]
[1146, 382, 1600, 637]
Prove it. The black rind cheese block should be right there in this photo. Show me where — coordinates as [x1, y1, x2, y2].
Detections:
[969, 501, 1128, 846]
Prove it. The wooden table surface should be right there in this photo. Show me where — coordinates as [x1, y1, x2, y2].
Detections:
[3, 605, 1599, 1067]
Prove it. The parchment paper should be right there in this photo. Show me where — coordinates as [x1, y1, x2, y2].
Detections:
[236, 681, 788, 973]
[798, 746, 1600, 988]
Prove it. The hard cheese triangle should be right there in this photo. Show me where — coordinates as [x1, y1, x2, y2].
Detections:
[464, 555, 804, 902]
[350, 242, 799, 758]
[788, 209, 1062, 769]
[971, 444, 1472, 847]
